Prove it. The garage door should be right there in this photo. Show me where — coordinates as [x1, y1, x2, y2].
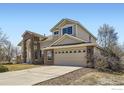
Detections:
[54, 47, 87, 66]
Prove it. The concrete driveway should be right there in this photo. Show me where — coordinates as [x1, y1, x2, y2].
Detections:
[0, 66, 81, 85]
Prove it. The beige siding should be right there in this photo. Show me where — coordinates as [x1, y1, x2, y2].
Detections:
[54, 37, 82, 46]
[54, 47, 87, 66]
[52, 20, 76, 41]
[52, 20, 75, 32]
[53, 35, 60, 41]
[52, 21, 96, 43]
[76, 25, 96, 43]
[40, 41, 53, 49]
[91, 37, 96, 43]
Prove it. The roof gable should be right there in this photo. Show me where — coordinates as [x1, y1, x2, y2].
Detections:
[50, 18, 78, 32]
[49, 34, 86, 47]
[50, 18, 97, 40]
[22, 31, 47, 38]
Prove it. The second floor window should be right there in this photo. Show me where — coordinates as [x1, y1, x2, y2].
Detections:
[62, 26, 72, 35]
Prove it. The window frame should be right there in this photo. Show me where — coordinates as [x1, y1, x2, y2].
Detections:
[61, 24, 74, 36]
[62, 26, 73, 35]
[74, 50, 77, 53]
[78, 50, 81, 53]
[47, 51, 52, 61]
[54, 31, 59, 35]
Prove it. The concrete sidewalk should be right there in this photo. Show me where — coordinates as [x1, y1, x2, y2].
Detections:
[0, 66, 81, 85]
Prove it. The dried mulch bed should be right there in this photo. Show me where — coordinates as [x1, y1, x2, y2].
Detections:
[34, 67, 124, 85]
[34, 67, 96, 85]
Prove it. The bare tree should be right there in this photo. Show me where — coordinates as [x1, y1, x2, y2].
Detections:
[0, 29, 8, 45]
[0, 29, 8, 63]
[97, 24, 118, 53]
[96, 24, 124, 71]
[4, 41, 14, 62]
[0, 28, 20, 63]
[12, 46, 21, 58]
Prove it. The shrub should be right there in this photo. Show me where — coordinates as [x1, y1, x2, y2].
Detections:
[107, 57, 121, 72]
[0, 65, 9, 72]
[94, 53, 121, 72]
[94, 54, 109, 71]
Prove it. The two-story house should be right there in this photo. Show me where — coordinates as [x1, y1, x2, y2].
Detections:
[18, 18, 100, 67]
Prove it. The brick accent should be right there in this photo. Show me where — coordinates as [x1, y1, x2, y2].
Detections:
[30, 37, 35, 64]
[22, 32, 32, 63]
[36, 38, 44, 64]
[22, 32, 44, 64]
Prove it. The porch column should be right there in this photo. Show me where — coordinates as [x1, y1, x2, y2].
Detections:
[37, 40, 42, 64]
[30, 37, 35, 64]
[44, 50, 47, 65]
[87, 46, 94, 68]
[22, 40, 26, 63]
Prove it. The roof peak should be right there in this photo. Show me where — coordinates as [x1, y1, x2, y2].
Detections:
[22, 30, 47, 38]
[50, 18, 97, 39]
[62, 18, 79, 23]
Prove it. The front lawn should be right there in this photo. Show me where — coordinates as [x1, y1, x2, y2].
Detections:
[3, 64, 40, 71]
[35, 68, 124, 85]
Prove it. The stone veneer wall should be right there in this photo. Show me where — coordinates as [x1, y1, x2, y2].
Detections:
[86, 46, 94, 68]
[44, 49, 54, 65]
[22, 33, 44, 64]
[30, 37, 35, 64]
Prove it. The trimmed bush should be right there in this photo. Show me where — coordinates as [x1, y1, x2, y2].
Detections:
[0, 65, 9, 72]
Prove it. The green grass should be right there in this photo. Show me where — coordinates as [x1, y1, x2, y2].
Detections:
[3, 64, 40, 71]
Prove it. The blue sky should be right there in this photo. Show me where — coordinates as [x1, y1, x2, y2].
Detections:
[0, 3, 124, 46]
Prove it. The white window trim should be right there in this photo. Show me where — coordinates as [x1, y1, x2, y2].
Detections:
[60, 24, 75, 36]
[53, 30, 59, 36]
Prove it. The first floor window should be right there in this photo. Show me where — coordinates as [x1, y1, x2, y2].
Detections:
[47, 51, 52, 60]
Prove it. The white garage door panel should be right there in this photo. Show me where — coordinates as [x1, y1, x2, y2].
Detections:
[54, 48, 87, 66]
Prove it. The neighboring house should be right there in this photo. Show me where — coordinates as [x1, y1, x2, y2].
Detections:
[18, 18, 100, 67]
